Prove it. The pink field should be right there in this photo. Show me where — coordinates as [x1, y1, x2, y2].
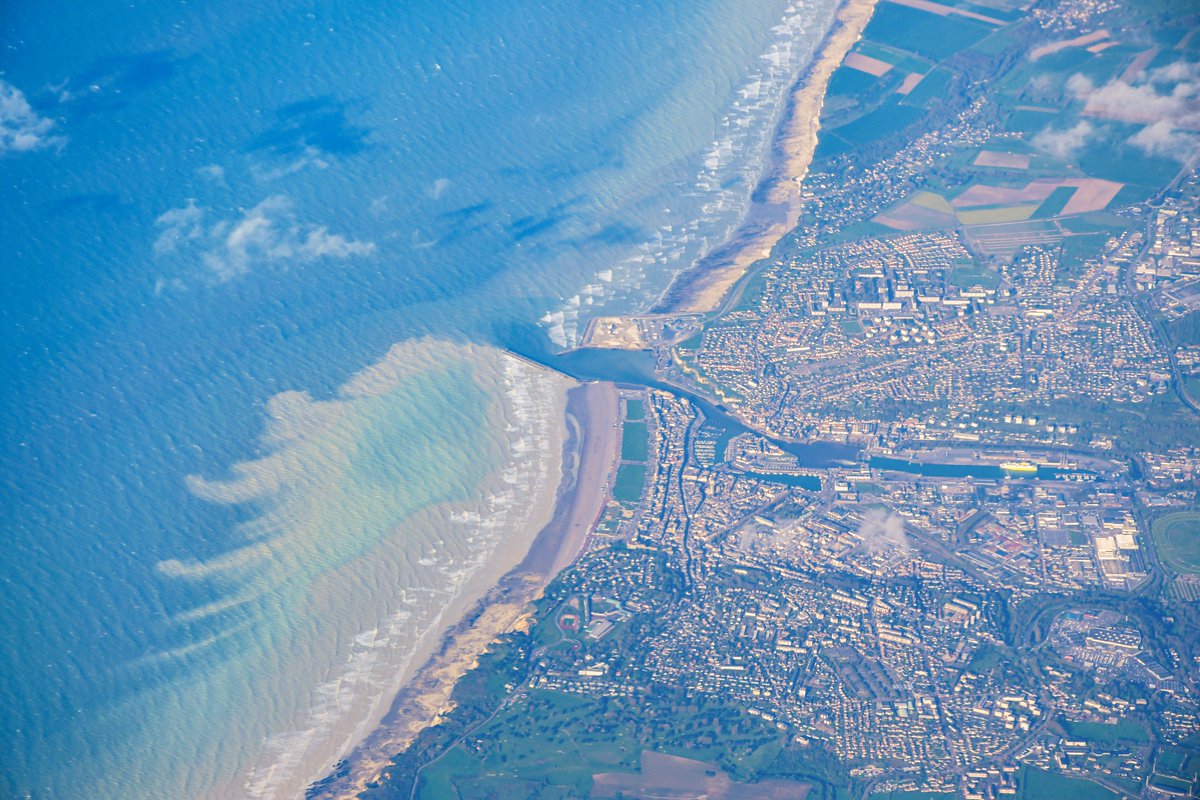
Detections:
[896, 72, 925, 95]
[845, 51, 893, 76]
[1030, 29, 1109, 60]
[875, 202, 956, 231]
[1060, 178, 1123, 215]
[951, 178, 1123, 214]
[952, 182, 1056, 208]
[884, 0, 1005, 24]
[1119, 47, 1160, 82]
[973, 151, 1031, 169]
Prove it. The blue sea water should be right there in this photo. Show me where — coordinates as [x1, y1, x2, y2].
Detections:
[0, 0, 838, 796]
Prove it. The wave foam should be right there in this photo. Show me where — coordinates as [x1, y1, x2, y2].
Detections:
[543, 0, 839, 347]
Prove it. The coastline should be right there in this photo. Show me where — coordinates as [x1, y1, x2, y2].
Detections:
[309, 379, 620, 799]
[651, 0, 879, 316]
[304, 1, 881, 791]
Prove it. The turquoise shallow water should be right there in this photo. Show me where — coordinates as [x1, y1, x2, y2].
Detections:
[0, 0, 838, 796]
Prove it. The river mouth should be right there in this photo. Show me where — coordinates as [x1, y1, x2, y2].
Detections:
[500, 321, 860, 470]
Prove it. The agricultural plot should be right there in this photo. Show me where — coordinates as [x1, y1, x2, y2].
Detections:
[1075, 130, 1184, 194]
[974, 150, 1031, 169]
[844, 51, 894, 77]
[895, 72, 925, 95]
[875, 177, 1121, 231]
[899, 66, 955, 108]
[593, 751, 811, 800]
[957, 205, 1039, 224]
[819, 99, 927, 155]
[1032, 186, 1077, 218]
[862, 2, 994, 61]
[415, 691, 788, 799]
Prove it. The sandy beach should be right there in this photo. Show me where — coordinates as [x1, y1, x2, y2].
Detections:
[309, 379, 620, 799]
[233, 344, 580, 800]
[653, 0, 879, 315]
[302, 1, 880, 791]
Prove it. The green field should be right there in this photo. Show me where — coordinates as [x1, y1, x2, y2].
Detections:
[1149, 773, 1192, 794]
[1033, 186, 1077, 219]
[620, 420, 649, 462]
[1058, 213, 1135, 235]
[827, 64, 883, 98]
[1076, 129, 1182, 188]
[1057, 232, 1112, 279]
[613, 463, 647, 503]
[900, 66, 955, 109]
[415, 690, 785, 798]
[624, 398, 645, 421]
[860, 3, 992, 61]
[966, 645, 1007, 673]
[825, 98, 926, 150]
[1166, 310, 1200, 347]
[1062, 718, 1151, 743]
[949, 264, 1001, 289]
[856, 40, 932, 73]
[1002, 107, 1060, 135]
[1186, 376, 1200, 406]
[1019, 766, 1120, 800]
[1152, 512, 1200, 576]
[1158, 746, 1200, 780]
[958, 204, 1038, 224]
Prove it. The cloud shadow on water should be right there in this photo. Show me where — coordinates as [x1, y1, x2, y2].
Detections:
[55, 51, 188, 117]
[42, 191, 126, 216]
[247, 96, 372, 158]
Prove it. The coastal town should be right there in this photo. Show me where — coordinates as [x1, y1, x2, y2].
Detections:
[335, 0, 1200, 797]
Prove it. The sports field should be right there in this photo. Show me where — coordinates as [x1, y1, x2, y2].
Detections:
[1152, 512, 1200, 576]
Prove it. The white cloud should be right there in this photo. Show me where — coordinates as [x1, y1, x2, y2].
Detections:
[250, 146, 329, 182]
[1066, 73, 1095, 99]
[154, 195, 375, 282]
[1127, 120, 1200, 162]
[197, 164, 225, 183]
[1063, 61, 1200, 164]
[154, 198, 206, 255]
[857, 509, 910, 556]
[1032, 120, 1095, 160]
[1144, 61, 1200, 86]
[1067, 61, 1200, 130]
[297, 226, 376, 259]
[0, 79, 64, 154]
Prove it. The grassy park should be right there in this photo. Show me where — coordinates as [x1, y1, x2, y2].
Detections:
[1152, 512, 1200, 576]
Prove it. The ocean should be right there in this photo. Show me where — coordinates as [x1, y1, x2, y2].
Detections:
[0, 0, 839, 796]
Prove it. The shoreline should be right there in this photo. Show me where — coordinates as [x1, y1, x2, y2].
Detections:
[650, 0, 879, 317]
[303, 1, 881, 790]
[238, 344, 577, 800]
[309, 378, 620, 798]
